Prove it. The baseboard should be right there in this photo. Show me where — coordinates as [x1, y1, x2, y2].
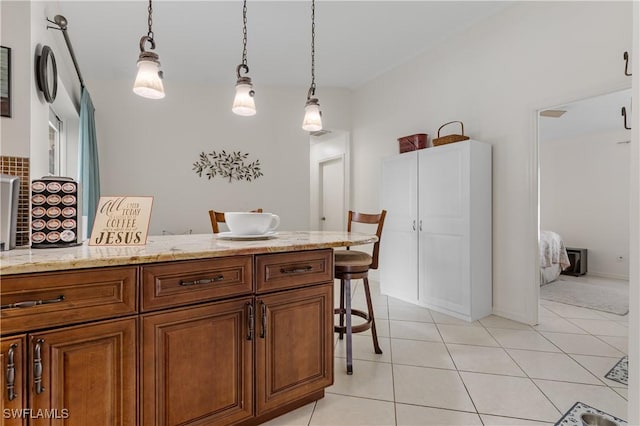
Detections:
[492, 308, 537, 326]
[586, 271, 629, 281]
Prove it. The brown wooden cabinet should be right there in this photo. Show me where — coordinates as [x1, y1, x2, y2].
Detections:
[255, 284, 333, 416]
[141, 297, 254, 426]
[0, 266, 137, 335]
[30, 318, 137, 426]
[1, 336, 27, 426]
[0, 319, 136, 426]
[1, 249, 336, 426]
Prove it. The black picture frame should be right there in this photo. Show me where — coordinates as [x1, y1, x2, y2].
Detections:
[1, 46, 10, 118]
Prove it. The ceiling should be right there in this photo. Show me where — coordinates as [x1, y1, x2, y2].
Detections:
[56, 1, 512, 89]
[539, 89, 633, 143]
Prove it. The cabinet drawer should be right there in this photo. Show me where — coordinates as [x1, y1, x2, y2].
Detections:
[256, 249, 333, 293]
[141, 256, 253, 311]
[0, 267, 137, 335]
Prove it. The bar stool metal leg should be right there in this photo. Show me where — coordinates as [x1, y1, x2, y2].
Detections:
[363, 277, 382, 354]
[338, 279, 345, 340]
[345, 278, 353, 375]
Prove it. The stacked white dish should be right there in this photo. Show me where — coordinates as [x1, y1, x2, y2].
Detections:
[217, 212, 280, 240]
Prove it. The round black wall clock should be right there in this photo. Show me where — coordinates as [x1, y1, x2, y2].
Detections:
[36, 45, 57, 103]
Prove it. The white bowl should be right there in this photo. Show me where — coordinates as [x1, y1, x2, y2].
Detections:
[224, 212, 280, 235]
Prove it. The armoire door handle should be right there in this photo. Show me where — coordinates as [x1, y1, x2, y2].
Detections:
[412, 220, 416, 231]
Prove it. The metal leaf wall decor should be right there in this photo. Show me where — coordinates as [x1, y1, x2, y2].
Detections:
[193, 150, 263, 183]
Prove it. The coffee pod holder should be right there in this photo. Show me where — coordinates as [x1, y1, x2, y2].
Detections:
[31, 176, 83, 248]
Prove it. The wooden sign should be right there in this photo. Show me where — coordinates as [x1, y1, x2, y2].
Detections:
[89, 196, 153, 246]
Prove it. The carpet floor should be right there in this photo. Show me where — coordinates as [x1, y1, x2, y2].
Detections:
[540, 278, 629, 315]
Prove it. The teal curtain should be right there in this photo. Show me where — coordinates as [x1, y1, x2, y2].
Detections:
[78, 88, 100, 233]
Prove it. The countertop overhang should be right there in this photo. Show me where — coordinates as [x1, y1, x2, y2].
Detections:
[0, 231, 378, 275]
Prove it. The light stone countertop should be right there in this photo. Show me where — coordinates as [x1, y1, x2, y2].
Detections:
[0, 231, 378, 276]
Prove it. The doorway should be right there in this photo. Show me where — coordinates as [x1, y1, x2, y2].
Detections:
[319, 156, 345, 231]
[309, 130, 350, 231]
[537, 89, 631, 314]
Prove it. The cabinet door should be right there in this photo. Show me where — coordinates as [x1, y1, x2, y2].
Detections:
[141, 298, 253, 426]
[1, 336, 27, 426]
[418, 144, 471, 316]
[255, 284, 333, 415]
[380, 152, 419, 303]
[30, 318, 137, 426]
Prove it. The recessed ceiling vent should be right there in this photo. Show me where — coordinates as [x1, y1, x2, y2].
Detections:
[540, 109, 567, 118]
[310, 129, 331, 137]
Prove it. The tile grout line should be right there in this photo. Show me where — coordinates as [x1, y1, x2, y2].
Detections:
[477, 317, 564, 418]
[432, 320, 484, 425]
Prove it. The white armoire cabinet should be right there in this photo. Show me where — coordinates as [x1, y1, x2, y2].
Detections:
[380, 140, 492, 321]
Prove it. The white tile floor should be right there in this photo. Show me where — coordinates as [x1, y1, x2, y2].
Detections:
[264, 279, 628, 426]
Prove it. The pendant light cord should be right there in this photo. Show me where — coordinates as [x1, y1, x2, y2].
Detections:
[147, 0, 154, 40]
[236, 0, 250, 77]
[309, 0, 316, 98]
[242, 0, 248, 67]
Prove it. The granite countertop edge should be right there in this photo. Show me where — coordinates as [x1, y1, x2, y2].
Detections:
[0, 231, 378, 276]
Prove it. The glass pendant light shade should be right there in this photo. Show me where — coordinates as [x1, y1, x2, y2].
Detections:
[134, 1, 164, 100]
[232, 78, 256, 116]
[233, 1, 255, 117]
[302, 98, 322, 132]
[133, 58, 165, 99]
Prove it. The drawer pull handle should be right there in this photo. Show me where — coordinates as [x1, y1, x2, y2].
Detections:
[33, 339, 45, 395]
[6, 344, 17, 401]
[247, 303, 254, 341]
[179, 276, 224, 286]
[280, 266, 313, 274]
[260, 302, 267, 339]
[1, 295, 65, 310]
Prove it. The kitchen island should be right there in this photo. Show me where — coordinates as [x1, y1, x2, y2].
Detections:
[0, 231, 377, 426]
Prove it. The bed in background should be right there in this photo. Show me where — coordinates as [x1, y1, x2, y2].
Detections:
[540, 230, 571, 284]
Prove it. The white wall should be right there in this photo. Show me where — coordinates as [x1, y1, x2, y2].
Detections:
[0, 1, 80, 167]
[1, 1, 31, 157]
[350, 2, 632, 324]
[30, 1, 81, 179]
[540, 129, 630, 279]
[627, 3, 639, 423]
[87, 79, 351, 235]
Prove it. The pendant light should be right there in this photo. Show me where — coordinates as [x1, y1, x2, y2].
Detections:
[133, 0, 165, 99]
[302, 0, 322, 132]
[232, 0, 256, 116]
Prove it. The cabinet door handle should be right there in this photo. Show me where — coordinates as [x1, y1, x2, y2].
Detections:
[280, 266, 312, 274]
[260, 302, 267, 339]
[33, 339, 45, 395]
[412, 220, 416, 231]
[6, 344, 17, 401]
[419, 220, 423, 231]
[247, 303, 254, 341]
[179, 276, 224, 286]
[1, 295, 64, 310]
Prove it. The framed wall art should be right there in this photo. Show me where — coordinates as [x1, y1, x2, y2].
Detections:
[1, 46, 10, 117]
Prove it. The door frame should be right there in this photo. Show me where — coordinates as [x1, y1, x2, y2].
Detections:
[530, 87, 633, 326]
